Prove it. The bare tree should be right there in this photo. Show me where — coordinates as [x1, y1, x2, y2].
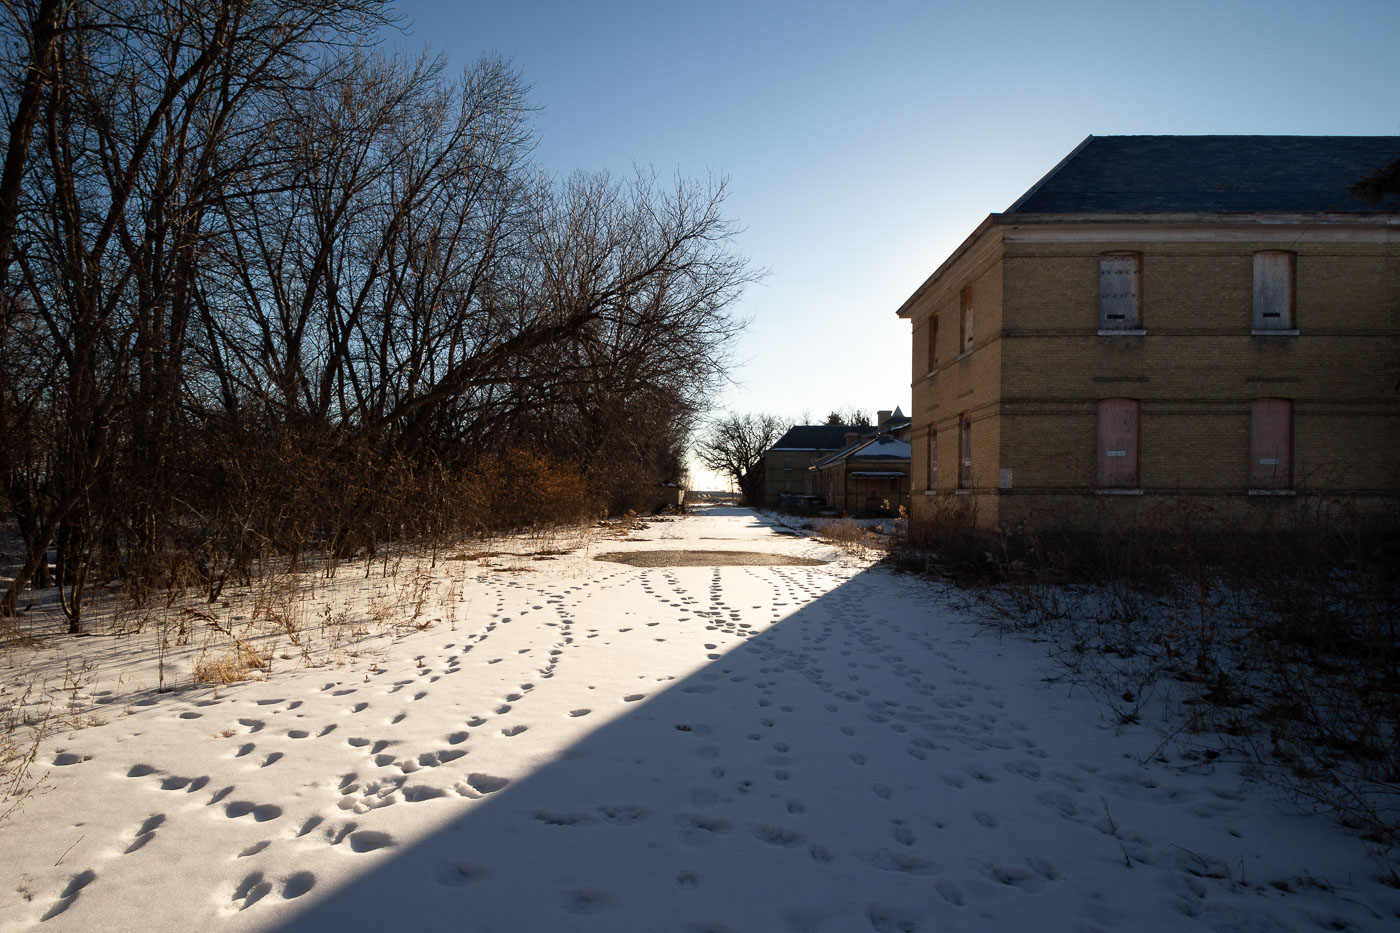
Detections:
[695, 412, 787, 507]
[0, 0, 394, 622]
[1, 1, 757, 626]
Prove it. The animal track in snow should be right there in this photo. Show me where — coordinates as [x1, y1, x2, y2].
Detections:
[533, 810, 596, 826]
[224, 801, 283, 822]
[123, 813, 165, 854]
[861, 849, 939, 875]
[40, 869, 96, 921]
[598, 804, 648, 825]
[751, 823, 806, 847]
[346, 830, 395, 853]
[676, 812, 733, 847]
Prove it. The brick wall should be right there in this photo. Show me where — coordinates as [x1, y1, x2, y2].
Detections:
[903, 222, 1399, 529]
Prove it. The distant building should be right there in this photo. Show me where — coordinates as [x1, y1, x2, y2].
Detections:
[811, 433, 912, 514]
[897, 135, 1400, 530]
[764, 408, 911, 510]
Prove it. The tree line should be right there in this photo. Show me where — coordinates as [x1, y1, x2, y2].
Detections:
[0, 0, 754, 629]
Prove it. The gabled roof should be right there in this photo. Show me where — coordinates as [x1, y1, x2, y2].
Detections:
[813, 434, 912, 469]
[769, 424, 859, 451]
[1007, 135, 1400, 215]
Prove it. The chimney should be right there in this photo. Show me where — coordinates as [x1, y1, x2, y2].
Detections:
[877, 409, 892, 429]
[844, 431, 861, 447]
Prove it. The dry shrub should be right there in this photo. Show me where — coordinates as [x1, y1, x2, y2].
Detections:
[817, 518, 885, 559]
[0, 681, 52, 825]
[193, 645, 266, 685]
[466, 448, 597, 533]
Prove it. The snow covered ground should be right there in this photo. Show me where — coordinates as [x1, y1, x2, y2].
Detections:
[2, 505, 1396, 932]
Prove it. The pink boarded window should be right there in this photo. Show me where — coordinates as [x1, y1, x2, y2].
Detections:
[1096, 399, 1140, 489]
[1250, 399, 1292, 489]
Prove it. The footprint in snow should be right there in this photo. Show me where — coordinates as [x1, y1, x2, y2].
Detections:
[622, 694, 646, 702]
[456, 773, 510, 797]
[533, 810, 596, 826]
[982, 861, 1046, 892]
[347, 830, 394, 853]
[560, 888, 612, 915]
[934, 879, 965, 906]
[122, 813, 165, 854]
[227, 872, 272, 912]
[435, 863, 485, 887]
[862, 849, 938, 875]
[159, 775, 208, 793]
[866, 902, 921, 933]
[598, 804, 648, 825]
[225, 801, 283, 822]
[751, 824, 806, 847]
[676, 813, 732, 847]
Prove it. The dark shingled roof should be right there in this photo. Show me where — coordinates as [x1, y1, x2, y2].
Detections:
[1006, 136, 1400, 215]
[770, 424, 861, 451]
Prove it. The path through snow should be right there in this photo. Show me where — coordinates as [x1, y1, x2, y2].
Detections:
[2, 506, 1396, 931]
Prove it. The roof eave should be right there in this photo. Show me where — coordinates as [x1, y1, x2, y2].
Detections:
[1004, 134, 1094, 214]
[1001, 210, 1400, 226]
[895, 213, 1003, 319]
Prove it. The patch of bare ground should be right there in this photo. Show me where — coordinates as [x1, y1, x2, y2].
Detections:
[594, 550, 826, 567]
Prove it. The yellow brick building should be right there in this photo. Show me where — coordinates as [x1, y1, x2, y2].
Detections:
[897, 136, 1400, 530]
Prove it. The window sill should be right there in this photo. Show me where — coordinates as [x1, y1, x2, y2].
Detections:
[1095, 488, 1143, 496]
[1097, 329, 1146, 337]
[1248, 489, 1297, 496]
[1251, 329, 1299, 337]
[956, 350, 971, 362]
[925, 368, 938, 380]
[954, 488, 972, 496]
[923, 489, 938, 497]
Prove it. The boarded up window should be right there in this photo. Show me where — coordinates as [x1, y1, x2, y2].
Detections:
[1253, 252, 1294, 330]
[1099, 253, 1141, 330]
[926, 426, 937, 490]
[960, 286, 974, 354]
[1096, 399, 1139, 489]
[926, 315, 939, 372]
[783, 456, 792, 471]
[1250, 399, 1292, 489]
[959, 413, 972, 488]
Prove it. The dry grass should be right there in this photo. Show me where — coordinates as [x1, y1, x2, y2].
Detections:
[193, 645, 267, 685]
[816, 518, 888, 560]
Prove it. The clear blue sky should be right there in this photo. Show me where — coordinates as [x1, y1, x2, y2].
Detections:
[390, 0, 1398, 489]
